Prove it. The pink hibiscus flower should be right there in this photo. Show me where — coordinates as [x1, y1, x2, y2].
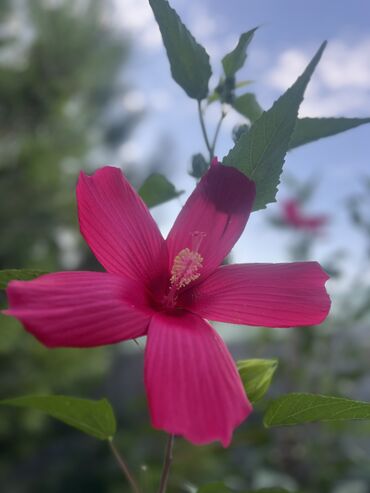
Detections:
[4, 160, 330, 446]
[282, 199, 328, 233]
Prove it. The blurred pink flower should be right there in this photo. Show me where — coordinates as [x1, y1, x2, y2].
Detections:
[282, 199, 328, 232]
[5, 160, 330, 446]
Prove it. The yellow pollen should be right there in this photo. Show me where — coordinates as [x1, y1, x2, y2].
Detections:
[170, 248, 203, 288]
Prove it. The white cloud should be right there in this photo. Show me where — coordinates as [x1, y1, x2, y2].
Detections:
[122, 90, 146, 112]
[267, 49, 309, 91]
[187, 4, 218, 41]
[147, 89, 172, 111]
[320, 39, 370, 90]
[111, 0, 225, 57]
[118, 140, 144, 162]
[111, 0, 162, 50]
[265, 38, 370, 117]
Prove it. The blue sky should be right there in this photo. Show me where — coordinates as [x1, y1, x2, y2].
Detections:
[109, 0, 370, 293]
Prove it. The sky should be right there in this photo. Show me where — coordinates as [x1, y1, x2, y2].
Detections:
[109, 0, 370, 293]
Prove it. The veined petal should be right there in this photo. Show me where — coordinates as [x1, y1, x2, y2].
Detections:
[5, 272, 152, 348]
[77, 167, 168, 287]
[184, 262, 330, 327]
[166, 162, 255, 279]
[145, 311, 252, 446]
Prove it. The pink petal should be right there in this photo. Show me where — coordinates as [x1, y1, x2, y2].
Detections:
[166, 162, 255, 280]
[145, 311, 252, 446]
[283, 200, 327, 232]
[77, 167, 168, 288]
[184, 262, 330, 327]
[5, 272, 152, 348]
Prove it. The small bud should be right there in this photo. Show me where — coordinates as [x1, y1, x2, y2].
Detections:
[190, 153, 208, 178]
[232, 124, 250, 143]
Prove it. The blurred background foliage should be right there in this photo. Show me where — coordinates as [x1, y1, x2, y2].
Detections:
[0, 1, 370, 493]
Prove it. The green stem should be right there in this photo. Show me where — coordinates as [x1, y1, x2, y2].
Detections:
[211, 108, 226, 157]
[109, 439, 142, 493]
[157, 434, 175, 493]
[197, 100, 213, 161]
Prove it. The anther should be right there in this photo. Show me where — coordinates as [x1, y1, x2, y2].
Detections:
[170, 248, 203, 289]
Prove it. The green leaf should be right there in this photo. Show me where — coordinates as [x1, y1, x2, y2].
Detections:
[235, 79, 254, 89]
[198, 485, 290, 493]
[207, 80, 253, 106]
[237, 359, 278, 403]
[198, 483, 230, 493]
[0, 395, 116, 440]
[247, 490, 291, 493]
[289, 117, 370, 150]
[222, 28, 258, 77]
[264, 393, 370, 428]
[223, 42, 327, 211]
[0, 269, 47, 289]
[148, 0, 211, 100]
[138, 173, 183, 208]
[232, 93, 263, 123]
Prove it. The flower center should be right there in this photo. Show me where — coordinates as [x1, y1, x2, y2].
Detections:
[163, 231, 205, 309]
[170, 248, 203, 289]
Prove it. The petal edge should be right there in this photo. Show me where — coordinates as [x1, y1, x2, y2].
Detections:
[145, 311, 252, 446]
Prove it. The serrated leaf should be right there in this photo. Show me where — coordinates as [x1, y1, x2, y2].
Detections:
[289, 117, 370, 149]
[224, 42, 327, 211]
[138, 173, 183, 208]
[149, 0, 211, 100]
[232, 93, 263, 123]
[0, 269, 47, 289]
[222, 28, 258, 77]
[264, 393, 370, 428]
[237, 359, 278, 403]
[0, 395, 116, 440]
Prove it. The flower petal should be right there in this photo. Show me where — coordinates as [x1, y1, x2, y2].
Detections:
[77, 167, 168, 287]
[5, 272, 152, 348]
[145, 311, 252, 446]
[184, 262, 330, 327]
[166, 162, 255, 279]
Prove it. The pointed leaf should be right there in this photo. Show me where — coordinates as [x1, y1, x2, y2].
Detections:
[237, 359, 278, 403]
[223, 42, 327, 211]
[289, 117, 370, 150]
[149, 0, 211, 100]
[0, 269, 47, 290]
[138, 173, 183, 208]
[264, 393, 370, 428]
[235, 80, 254, 89]
[222, 28, 258, 77]
[232, 93, 263, 122]
[0, 395, 116, 440]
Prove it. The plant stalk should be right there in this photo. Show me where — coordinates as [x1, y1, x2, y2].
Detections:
[157, 434, 175, 493]
[197, 100, 213, 161]
[109, 439, 142, 493]
[211, 108, 226, 157]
